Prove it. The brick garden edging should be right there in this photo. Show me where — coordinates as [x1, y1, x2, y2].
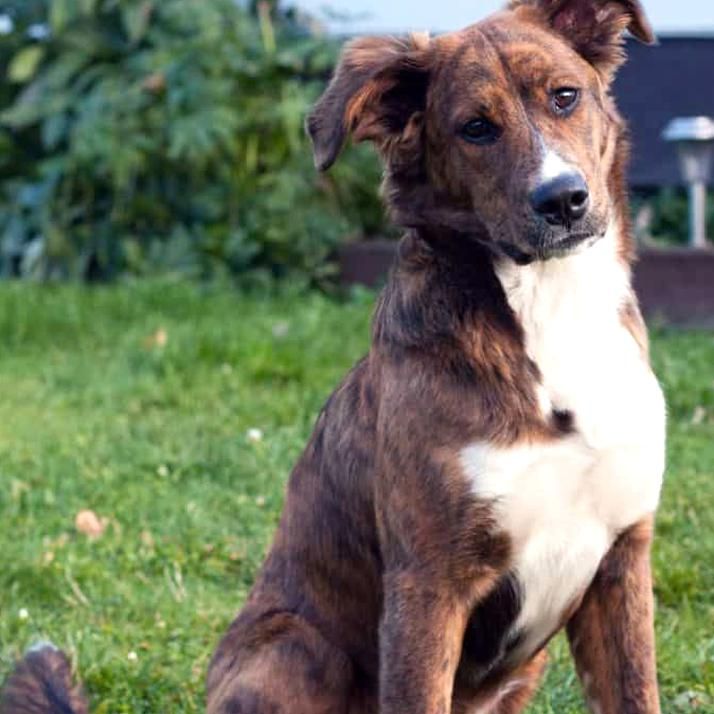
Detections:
[339, 241, 714, 328]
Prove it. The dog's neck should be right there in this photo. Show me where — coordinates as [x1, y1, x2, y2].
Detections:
[375, 215, 635, 357]
[494, 222, 632, 337]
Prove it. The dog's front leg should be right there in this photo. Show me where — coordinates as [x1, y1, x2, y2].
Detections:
[374, 382, 509, 714]
[379, 570, 477, 714]
[567, 517, 660, 714]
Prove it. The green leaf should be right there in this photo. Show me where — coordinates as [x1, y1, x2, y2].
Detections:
[122, 1, 154, 45]
[50, 0, 71, 32]
[8, 46, 46, 84]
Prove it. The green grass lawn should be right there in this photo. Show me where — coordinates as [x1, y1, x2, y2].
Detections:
[0, 281, 713, 712]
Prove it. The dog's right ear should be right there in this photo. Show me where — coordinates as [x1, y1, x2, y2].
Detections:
[306, 34, 431, 171]
[510, 0, 654, 80]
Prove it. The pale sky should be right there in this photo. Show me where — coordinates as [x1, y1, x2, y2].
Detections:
[297, 0, 714, 34]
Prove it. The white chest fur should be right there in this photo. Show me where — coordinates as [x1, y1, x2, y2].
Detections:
[461, 229, 666, 664]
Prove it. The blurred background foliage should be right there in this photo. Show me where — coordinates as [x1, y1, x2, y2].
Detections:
[0, 0, 387, 285]
[634, 188, 714, 248]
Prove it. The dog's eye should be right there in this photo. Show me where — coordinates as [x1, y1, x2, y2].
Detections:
[460, 118, 501, 145]
[552, 88, 580, 115]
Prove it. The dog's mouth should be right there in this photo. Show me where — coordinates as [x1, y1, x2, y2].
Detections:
[540, 231, 599, 257]
[500, 229, 601, 264]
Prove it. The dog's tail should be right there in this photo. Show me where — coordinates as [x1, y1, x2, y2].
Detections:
[0, 643, 89, 714]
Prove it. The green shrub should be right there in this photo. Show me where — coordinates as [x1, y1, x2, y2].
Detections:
[634, 188, 714, 247]
[0, 0, 385, 284]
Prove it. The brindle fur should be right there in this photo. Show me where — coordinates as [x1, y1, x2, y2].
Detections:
[0, 647, 88, 714]
[567, 518, 660, 713]
[207, 2, 660, 713]
[1, 2, 661, 714]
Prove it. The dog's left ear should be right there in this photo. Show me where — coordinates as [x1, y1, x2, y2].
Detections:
[511, 0, 655, 79]
[306, 34, 431, 171]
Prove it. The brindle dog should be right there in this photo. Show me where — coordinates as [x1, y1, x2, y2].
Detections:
[207, 2, 664, 712]
[1, 2, 665, 713]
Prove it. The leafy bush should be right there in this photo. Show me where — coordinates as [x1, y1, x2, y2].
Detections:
[0, 0, 386, 284]
[634, 188, 714, 247]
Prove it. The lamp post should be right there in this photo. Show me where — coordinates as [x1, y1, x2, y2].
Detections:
[663, 116, 714, 248]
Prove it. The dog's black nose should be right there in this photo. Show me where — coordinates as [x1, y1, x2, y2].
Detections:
[530, 174, 589, 226]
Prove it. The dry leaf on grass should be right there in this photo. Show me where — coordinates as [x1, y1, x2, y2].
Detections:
[75, 509, 108, 539]
[144, 327, 168, 350]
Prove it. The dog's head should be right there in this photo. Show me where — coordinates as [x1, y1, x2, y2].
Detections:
[307, 0, 654, 262]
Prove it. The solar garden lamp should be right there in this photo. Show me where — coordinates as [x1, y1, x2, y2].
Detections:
[663, 116, 714, 248]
